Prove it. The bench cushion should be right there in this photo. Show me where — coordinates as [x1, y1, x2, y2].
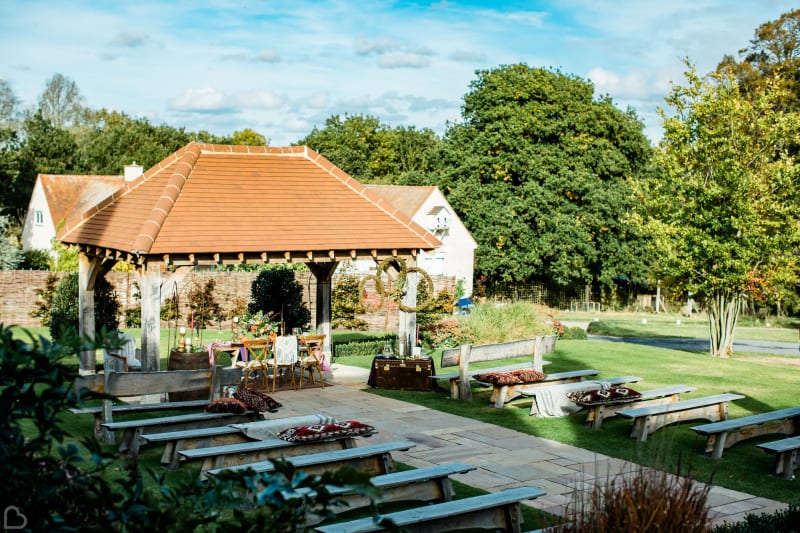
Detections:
[568, 386, 642, 406]
[205, 397, 249, 413]
[233, 387, 282, 412]
[277, 420, 374, 442]
[473, 368, 546, 385]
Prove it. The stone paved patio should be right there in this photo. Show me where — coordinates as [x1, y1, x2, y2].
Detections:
[264, 362, 789, 528]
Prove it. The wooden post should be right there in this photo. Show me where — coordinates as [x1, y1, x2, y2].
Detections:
[533, 335, 544, 372]
[139, 261, 162, 371]
[458, 344, 472, 401]
[307, 262, 338, 354]
[398, 260, 418, 357]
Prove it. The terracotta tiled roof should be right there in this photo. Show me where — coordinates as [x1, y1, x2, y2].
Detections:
[39, 174, 124, 228]
[364, 185, 436, 219]
[58, 143, 440, 264]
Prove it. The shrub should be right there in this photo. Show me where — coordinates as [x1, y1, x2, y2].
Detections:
[332, 274, 365, 325]
[561, 326, 588, 340]
[124, 306, 141, 327]
[461, 302, 551, 345]
[712, 503, 800, 532]
[187, 278, 221, 328]
[19, 249, 50, 270]
[30, 273, 60, 326]
[334, 334, 398, 357]
[48, 272, 120, 339]
[249, 268, 311, 332]
[419, 319, 475, 350]
[558, 462, 713, 532]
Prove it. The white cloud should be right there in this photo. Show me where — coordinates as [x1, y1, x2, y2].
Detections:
[378, 53, 432, 69]
[168, 87, 234, 113]
[354, 37, 399, 56]
[586, 67, 653, 99]
[305, 91, 329, 108]
[236, 89, 286, 109]
[110, 31, 148, 48]
[255, 49, 280, 63]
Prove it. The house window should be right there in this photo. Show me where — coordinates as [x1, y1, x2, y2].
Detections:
[34, 210, 44, 225]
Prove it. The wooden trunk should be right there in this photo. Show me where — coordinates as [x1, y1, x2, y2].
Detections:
[168, 350, 211, 401]
[372, 357, 433, 391]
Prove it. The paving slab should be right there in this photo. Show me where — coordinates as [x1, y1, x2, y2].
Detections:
[263, 363, 788, 526]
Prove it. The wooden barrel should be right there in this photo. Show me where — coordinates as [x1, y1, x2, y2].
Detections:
[167, 349, 210, 401]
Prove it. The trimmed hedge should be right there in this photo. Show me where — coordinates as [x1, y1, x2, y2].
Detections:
[334, 334, 398, 358]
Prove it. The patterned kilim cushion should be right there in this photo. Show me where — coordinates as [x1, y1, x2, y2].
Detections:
[473, 369, 546, 385]
[205, 397, 248, 414]
[233, 387, 283, 412]
[566, 386, 642, 406]
[277, 420, 375, 442]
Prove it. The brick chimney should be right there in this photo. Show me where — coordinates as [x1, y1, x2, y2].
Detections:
[124, 161, 144, 181]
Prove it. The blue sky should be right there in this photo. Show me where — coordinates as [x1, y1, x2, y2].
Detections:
[0, 1, 795, 146]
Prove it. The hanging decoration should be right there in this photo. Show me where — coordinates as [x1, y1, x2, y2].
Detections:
[358, 257, 435, 313]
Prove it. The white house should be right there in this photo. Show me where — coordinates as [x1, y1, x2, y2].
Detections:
[349, 185, 478, 296]
[21, 164, 142, 255]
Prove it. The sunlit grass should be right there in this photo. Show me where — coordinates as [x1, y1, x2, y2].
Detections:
[350, 339, 800, 504]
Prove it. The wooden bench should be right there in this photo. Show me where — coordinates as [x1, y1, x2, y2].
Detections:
[102, 410, 258, 456]
[584, 384, 696, 430]
[297, 462, 477, 526]
[432, 337, 554, 401]
[143, 413, 337, 469]
[690, 406, 800, 459]
[757, 435, 800, 479]
[205, 440, 416, 479]
[314, 485, 546, 533]
[486, 369, 601, 408]
[71, 365, 242, 443]
[180, 432, 373, 479]
[618, 393, 745, 442]
[523, 375, 641, 416]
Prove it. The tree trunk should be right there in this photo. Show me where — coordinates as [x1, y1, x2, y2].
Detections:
[707, 290, 742, 358]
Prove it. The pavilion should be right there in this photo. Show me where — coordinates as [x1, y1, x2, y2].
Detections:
[58, 142, 440, 373]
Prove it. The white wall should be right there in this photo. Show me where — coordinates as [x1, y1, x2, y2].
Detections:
[21, 180, 56, 253]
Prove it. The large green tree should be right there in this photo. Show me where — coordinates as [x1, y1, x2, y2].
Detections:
[76, 109, 199, 174]
[716, 9, 800, 112]
[437, 64, 653, 297]
[642, 62, 800, 357]
[296, 114, 439, 184]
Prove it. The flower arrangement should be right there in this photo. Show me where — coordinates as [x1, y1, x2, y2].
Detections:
[238, 311, 280, 339]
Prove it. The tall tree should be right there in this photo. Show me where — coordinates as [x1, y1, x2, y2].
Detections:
[37, 73, 87, 129]
[296, 114, 439, 184]
[229, 128, 267, 146]
[642, 61, 800, 357]
[437, 64, 653, 297]
[0, 79, 21, 127]
[716, 9, 800, 111]
[77, 109, 195, 174]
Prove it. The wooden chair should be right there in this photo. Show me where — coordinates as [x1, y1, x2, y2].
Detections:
[266, 335, 298, 392]
[298, 334, 326, 389]
[237, 339, 270, 389]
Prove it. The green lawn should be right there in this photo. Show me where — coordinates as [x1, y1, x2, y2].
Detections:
[560, 312, 799, 342]
[336, 339, 800, 505]
[16, 319, 800, 512]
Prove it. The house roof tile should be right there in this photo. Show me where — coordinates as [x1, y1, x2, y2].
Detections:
[58, 143, 440, 263]
[39, 174, 124, 229]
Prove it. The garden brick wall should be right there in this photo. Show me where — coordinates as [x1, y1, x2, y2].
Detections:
[0, 270, 455, 332]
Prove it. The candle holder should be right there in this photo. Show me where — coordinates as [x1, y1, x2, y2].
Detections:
[178, 327, 186, 351]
